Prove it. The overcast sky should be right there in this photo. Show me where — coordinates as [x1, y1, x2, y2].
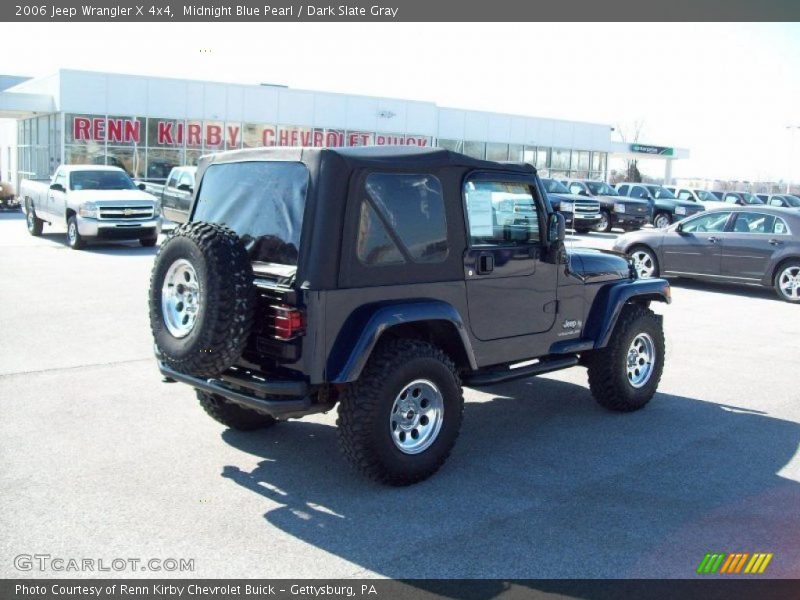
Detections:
[4, 22, 800, 182]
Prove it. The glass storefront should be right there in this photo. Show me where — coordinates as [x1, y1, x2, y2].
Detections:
[14, 112, 609, 184]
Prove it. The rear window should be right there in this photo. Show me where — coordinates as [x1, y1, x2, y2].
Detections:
[193, 161, 308, 265]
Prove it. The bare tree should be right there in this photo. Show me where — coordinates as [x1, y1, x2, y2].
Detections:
[615, 119, 646, 182]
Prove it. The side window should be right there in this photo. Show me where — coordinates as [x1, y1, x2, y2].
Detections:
[773, 217, 790, 235]
[724, 194, 738, 204]
[54, 171, 67, 189]
[768, 197, 784, 207]
[732, 212, 775, 234]
[617, 185, 629, 196]
[178, 172, 193, 188]
[166, 172, 179, 188]
[356, 172, 447, 266]
[681, 212, 731, 233]
[568, 183, 585, 195]
[464, 179, 540, 246]
[630, 186, 648, 199]
[677, 189, 693, 200]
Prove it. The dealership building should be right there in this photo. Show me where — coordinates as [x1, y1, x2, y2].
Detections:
[0, 69, 688, 189]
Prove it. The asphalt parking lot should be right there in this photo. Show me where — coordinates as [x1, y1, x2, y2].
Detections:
[1, 210, 799, 579]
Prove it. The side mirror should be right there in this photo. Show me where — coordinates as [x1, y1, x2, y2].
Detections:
[177, 184, 193, 193]
[137, 183, 146, 191]
[675, 223, 684, 233]
[548, 212, 566, 244]
[49, 183, 64, 192]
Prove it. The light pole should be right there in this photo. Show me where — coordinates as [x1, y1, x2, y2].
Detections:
[788, 125, 800, 194]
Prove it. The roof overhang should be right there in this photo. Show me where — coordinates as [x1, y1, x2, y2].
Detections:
[0, 92, 56, 118]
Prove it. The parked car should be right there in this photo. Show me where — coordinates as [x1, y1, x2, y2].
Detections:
[613, 206, 800, 303]
[20, 165, 162, 249]
[0, 179, 18, 209]
[671, 187, 729, 210]
[148, 146, 671, 485]
[562, 179, 650, 233]
[711, 191, 724, 200]
[616, 183, 705, 228]
[141, 166, 196, 223]
[756, 194, 770, 203]
[722, 191, 764, 206]
[766, 194, 800, 209]
[539, 178, 601, 233]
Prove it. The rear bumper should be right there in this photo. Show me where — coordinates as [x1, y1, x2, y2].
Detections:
[158, 362, 318, 418]
[78, 216, 162, 239]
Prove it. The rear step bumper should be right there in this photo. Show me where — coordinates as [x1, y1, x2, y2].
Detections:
[464, 356, 579, 387]
[159, 362, 312, 418]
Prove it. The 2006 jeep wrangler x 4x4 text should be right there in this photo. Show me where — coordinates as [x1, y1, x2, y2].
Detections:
[149, 147, 671, 486]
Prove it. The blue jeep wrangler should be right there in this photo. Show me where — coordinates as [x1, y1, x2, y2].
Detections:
[148, 147, 671, 485]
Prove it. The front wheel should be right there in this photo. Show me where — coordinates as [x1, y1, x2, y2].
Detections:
[653, 212, 672, 229]
[586, 304, 665, 412]
[774, 261, 800, 303]
[67, 215, 85, 249]
[595, 210, 612, 233]
[337, 339, 464, 486]
[630, 246, 659, 279]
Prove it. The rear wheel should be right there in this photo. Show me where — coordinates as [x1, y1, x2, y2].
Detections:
[26, 204, 44, 236]
[586, 304, 665, 412]
[67, 215, 85, 249]
[197, 391, 276, 431]
[595, 210, 612, 233]
[774, 261, 800, 303]
[630, 245, 659, 279]
[337, 338, 464, 486]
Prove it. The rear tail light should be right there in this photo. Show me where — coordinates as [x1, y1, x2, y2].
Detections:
[271, 305, 305, 340]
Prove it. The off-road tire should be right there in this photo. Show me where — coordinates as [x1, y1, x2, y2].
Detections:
[197, 391, 276, 431]
[337, 339, 464, 486]
[586, 304, 665, 412]
[26, 204, 44, 236]
[67, 215, 85, 249]
[149, 221, 255, 378]
[140, 236, 158, 247]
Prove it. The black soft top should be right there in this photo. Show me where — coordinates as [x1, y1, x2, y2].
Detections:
[194, 146, 538, 290]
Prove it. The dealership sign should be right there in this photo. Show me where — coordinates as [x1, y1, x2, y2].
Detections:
[630, 143, 674, 157]
[71, 116, 430, 149]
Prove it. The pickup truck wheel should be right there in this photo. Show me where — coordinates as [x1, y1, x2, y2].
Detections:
[586, 304, 664, 412]
[337, 339, 464, 486]
[594, 210, 612, 233]
[653, 212, 672, 229]
[26, 205, 44, 236]
[139, 236, 158, 247]
[149, 221, 255, 378]
[197, 391, 276, 431]
[67, 215, 85, 249]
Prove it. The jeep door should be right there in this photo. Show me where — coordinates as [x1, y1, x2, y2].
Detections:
[463, 173, 558, 341]
[659, 211, 732, 276]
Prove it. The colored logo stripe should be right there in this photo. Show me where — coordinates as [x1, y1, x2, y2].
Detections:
[745, 553, 773, 574]
[697, 552, 773, 574]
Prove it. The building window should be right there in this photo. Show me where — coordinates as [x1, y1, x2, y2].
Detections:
[357, 172, 448, 266]
[551, 148, 571, 171]
[486, 143, 509, 162]
[436, 139, 463, 153]
[145, 148, 182, 181]
[508, 144, 524, 162]
[463, 141, 486, 160]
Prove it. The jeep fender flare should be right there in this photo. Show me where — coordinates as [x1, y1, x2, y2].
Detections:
[583, 279, 671, 350]
[329, 300, 477, 383]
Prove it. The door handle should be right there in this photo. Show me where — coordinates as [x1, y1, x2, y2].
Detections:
[768, 239, 783, 246]
[707, 236, 719, 243]
[477, 253, 494, 274]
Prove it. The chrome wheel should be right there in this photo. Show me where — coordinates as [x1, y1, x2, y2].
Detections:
[161, 258, 201, 338]
[631, 249, 657, 279]
[626, 333, 656, 389]
[67, 220, 78, 245]
[654, 213, 671, 229]
[389, 379, 444, 455]
[778, 265, 800, 301]
[595, 212, 609, 232]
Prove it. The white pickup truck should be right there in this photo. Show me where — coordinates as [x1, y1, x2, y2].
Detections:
[20, 165, 162, 249]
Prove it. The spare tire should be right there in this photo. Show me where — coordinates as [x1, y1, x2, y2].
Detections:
[149, 221, 255, 378]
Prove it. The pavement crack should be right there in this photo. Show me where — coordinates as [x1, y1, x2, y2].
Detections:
[0, 357, 153, 378]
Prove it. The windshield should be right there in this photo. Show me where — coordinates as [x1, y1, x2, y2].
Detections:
[193, 161, 309, 266]
[742, 193, 764, 204]
[646, 185, 676, 199]
[585, 181, 618, 196]
[695, 190, 717, 201]
[541, 179, 570, 194]
[69, 170, 137, 191]
[776, 195, 800, 207]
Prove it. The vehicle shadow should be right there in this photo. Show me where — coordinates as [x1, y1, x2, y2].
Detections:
[34, 231, 159, 256]
[670, 277, 779, 302]
[219, 377, 800, 580]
